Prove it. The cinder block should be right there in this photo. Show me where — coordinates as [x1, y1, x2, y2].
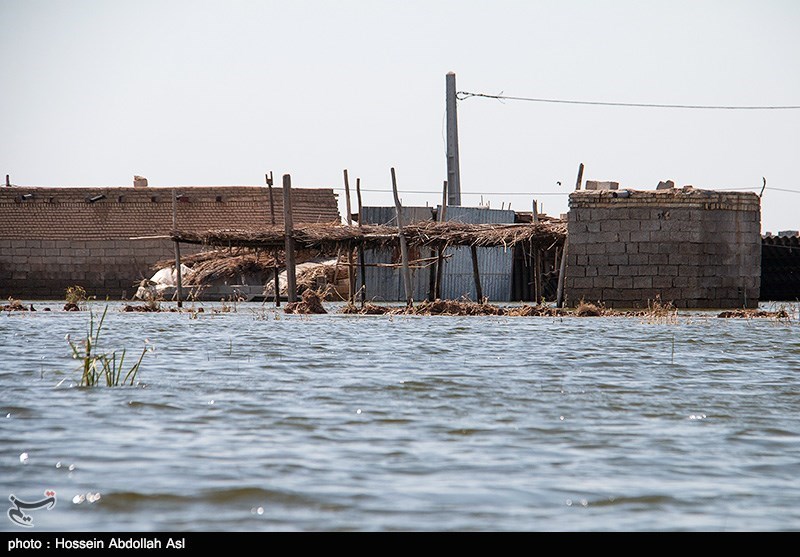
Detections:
[605, 242, 626, 255]
[613, 276, 633, 289]
[652, 275, 673, 288]
[597, 265, 619, 277]
[585, 180, 619, 190]
[600, 220, 621, 232]
[608, 254, 629, 266]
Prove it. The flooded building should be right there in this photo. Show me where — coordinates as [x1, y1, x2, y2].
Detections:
[564, 187, 761, 309]
[760, 231, 800, 301]
[0, 184, 340, 300]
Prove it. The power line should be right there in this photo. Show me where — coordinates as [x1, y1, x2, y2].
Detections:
[331, 187, 567, 196]
[456, 91, 800, 110]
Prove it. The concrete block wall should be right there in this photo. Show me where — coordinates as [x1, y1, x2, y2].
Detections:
[0, 186, 340, 300]
[564, 188, 761, 309]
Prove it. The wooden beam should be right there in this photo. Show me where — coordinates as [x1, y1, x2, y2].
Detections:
[557, 238, 568, 308]
[282, 174, 297, 303]
[391, 167, 413, 307]
[343, 169, 355, 302]
[470, 244, 483, 303]
[356, 177, 366, 307]
[172, 188, 183, 308]
[434, 180, 447, 300]
[266, 172, 275, 225]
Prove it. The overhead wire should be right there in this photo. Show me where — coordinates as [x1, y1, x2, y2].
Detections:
[456, 91, 800, 110]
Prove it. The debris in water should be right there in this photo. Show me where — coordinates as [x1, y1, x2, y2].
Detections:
[284, 289, 327, 314]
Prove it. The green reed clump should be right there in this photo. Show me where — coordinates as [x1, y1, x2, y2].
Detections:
[67, 305, 148, 387]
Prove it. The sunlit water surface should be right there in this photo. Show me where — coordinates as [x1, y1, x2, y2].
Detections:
[2, 301, 799, 531]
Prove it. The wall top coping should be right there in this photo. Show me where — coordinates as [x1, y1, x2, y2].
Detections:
[569, 188, 760, 211]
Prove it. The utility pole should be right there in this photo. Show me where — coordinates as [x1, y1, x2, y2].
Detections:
[446, 72, 461, 207]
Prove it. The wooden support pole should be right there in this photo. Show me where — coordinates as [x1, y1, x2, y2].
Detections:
[470, 244, 483, 303]
[5, 175, 9, 187]
[556, 238, 568, 308]
[536, 249, 544, 303]
[265, 172, 279, 306]
[171, 189, 183, 308]
[266, 172, 275, 225]
[343, 170, 355, 303]
[391, 167, 413, 307]
[356, 177, 366, 307]
[434, 180, 448, 300]
[282, 174, 297, 303]
[273, 255, 280, 308]
[575, 163, 584, 191]
[426, 205, 437, 302]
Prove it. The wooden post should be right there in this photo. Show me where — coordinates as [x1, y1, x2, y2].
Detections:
[426, 205, 437, 302]
[470, 245, 483, 303]
[282, 174, 297, 303]
[343, 170, 355, 303]
[575, 163, 584, 191]
[446, 72, 461, 206]
[273, 255, 280, 308]
[391, 168, 413, 307]
[434, 180, 448, 300]
[556, 237, 568, 308]
[266, 172, 280, 306]
[5, 175, 9, 187]
[532, 199, 543, 303]
[172, 189, 183, 308]
[266, 172, 275, 225]
[356, 177, 366, 307]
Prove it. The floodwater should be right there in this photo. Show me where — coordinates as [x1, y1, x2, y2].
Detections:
[2, 300, 800, 532]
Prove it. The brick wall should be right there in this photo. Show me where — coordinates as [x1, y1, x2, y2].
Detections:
[0, 186, 340, 299]
[564, 188, 761, 309]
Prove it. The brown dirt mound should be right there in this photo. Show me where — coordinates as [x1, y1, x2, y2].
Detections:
[340, 303, 393, 315]
[284, 289, 328, 314]
[717, 309, 790, 319]
[3, 299, 33, 311]
[392, 300, 505, 316]
[336, 299, 680, 318]
[123, 304, 162, 312]
[575, 301, 603, 317]
[505, 304, 567, 317]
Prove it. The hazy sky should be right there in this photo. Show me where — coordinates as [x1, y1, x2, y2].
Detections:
[2, 0, 798, 232]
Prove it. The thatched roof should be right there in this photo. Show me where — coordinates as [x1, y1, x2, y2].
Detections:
[170, 220, 566, 252]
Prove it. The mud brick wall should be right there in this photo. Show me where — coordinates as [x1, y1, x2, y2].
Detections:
[565, 189, 761, 309]
[0, 186, 339, 299]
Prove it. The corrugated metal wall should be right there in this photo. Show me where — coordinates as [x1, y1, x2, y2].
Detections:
[440, 207, 516, 302]
[359, 205, 516, 302]
[359, 206, 436, 302]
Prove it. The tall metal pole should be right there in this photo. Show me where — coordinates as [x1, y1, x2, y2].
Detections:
[446, 72, 461, 207]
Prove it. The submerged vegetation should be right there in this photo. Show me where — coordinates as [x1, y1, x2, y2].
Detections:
[67, 305, 149, 387]
[64, 285, 87, 311]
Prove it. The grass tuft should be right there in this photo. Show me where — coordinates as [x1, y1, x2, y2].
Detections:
[66, 305, 149, 387]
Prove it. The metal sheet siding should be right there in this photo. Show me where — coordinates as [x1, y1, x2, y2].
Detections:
[440, 207, 515, 302]
[359, 206, 435, 302]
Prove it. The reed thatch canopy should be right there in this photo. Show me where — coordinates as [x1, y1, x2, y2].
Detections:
[170, 220, 566, 252]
